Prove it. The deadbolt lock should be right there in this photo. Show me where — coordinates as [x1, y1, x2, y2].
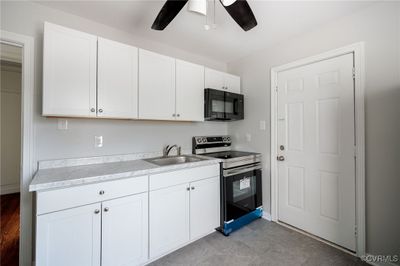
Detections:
[279, 145, 285, 151]
[277, 156, 285, 161]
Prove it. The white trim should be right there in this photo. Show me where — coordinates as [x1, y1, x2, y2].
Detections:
[1, 30, 35, 266]
[262, 212, 272, 221]
[0, 183, 20, 195]
[270, 42, 366, 257]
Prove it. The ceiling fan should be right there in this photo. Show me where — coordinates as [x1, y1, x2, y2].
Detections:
[151, 0, 257, 31]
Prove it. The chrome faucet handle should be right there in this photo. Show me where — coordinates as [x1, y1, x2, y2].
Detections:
[163, 145, 170, 156]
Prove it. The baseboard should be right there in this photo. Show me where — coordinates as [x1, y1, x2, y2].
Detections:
[0, 183, 20, 195]
[262, 212, 272, 221]
[362, 254, 400, 266]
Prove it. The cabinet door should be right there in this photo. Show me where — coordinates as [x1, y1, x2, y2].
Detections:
[176, 60, 204, 121]
[205, 68, 225, 91]
[149, 183, 190, 259]
[36, 203, 101, 266]
[224, 73, 241, 93]
[138, 49, 175, 120]
[190, 176, 220, 240]
[102, 193, 148, 266]
[97, 38, 138, 119]
[43, 22, 97, 117]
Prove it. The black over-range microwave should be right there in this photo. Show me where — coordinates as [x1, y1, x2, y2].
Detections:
[205, 88, 244, 121]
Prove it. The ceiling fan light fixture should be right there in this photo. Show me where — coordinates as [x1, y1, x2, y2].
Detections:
[221, 0, 236, 7]
[187, 0, 207, 16]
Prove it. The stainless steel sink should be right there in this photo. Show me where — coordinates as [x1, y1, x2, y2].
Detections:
[145, 155, 206, 166]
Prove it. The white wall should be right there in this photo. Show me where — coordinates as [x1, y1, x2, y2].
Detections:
[0, 1, 228, 165]
[0, 60, 21, 194]
[227, 2, 400, 260]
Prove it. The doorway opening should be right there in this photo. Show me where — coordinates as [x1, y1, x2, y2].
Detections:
[0, 42, 22, 266]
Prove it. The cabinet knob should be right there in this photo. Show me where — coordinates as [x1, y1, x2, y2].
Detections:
[177, 114, 180, 117]
[186, 187, 190, 191]
[172, 114, 176, 117]
[94, 209, 100, 214]
[98, 109, 103, 113]
[191, 186, 195, 190]
[104, 207, 109, 212]
[99, 190, 105, 195]
[90, 108, 96, 112]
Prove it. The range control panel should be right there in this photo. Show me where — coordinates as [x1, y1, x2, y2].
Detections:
[193, 135, 231, 145]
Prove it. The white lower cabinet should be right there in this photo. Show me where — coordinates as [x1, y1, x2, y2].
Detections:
[149, 170, 220, 260]
[190, 177, 220, 240]
[102, 193, 148, 266]
[36, 180, 148, 266]
[36, 203, 102, 266]
[149, 183, 190, 259]
[35, 164, 220, 266]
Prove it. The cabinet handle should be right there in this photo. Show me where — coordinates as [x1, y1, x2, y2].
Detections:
[98, 109, 103, 113]
[104, 207, 109, 212]
[186, 187, 190, 191]
[191, 186, 195, 190]
[172, 114, 176, 117]
[94, 209, 100, 214]
[177, 114, 180, 117]
[90, 108, 96, 112]
[99, 190, 105, 195]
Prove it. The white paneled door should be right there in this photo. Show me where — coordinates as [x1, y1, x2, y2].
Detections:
[277, 53, 356, 251]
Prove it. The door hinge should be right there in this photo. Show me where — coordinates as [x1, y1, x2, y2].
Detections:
[354, 225, 358, 236]
[275, 85, 278, 92]
[352, 67, 356, 80]
[354, 145, 357, 158]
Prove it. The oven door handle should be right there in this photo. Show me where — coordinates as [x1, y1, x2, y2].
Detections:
[224, 164, 262, 177]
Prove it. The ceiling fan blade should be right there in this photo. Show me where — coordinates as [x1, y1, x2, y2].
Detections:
[151, 0, 189, 30]
[220, 0, 257, 31]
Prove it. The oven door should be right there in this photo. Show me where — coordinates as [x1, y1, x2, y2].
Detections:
[223, 165, 262, 222]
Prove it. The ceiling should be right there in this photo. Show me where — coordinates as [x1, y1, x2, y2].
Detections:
[36, 1, 376, 63]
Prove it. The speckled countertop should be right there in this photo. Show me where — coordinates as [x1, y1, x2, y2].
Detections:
[29, 153, 221, 192]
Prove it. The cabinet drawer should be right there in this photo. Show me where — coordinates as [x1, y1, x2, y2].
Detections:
[150, 164, 219, 191]
[37, 175, 148, 215]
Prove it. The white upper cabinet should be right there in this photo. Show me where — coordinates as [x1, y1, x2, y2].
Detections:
[175, 60, 204, 122]
[205, 67, 241, 93]
[205, 68, 225, 91]
[224, 73, 241, 93]
[43, 22, 97, 117]
[97, 38, 138, 119]
[138, 49, 176, 120]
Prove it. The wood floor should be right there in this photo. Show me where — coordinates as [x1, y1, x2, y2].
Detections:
[0, 193, 20, 266]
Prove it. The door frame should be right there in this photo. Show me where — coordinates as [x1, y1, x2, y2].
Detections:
[270, 42, 365, 256]
[1, 30, 35, 266]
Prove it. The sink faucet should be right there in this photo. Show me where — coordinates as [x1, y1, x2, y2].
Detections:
[163, 145, 181, 157]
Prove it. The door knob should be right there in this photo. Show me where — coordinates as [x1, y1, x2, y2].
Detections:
[277, 156, 285, 161]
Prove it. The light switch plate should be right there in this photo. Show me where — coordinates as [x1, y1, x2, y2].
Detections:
[95, 136, 103, 148]
[259, 120, 266, 131]
[57, 119, 68, 130]
[246, 133, 252, 142]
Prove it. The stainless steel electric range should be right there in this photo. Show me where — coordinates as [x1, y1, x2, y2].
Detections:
[192, 135, 263, 236]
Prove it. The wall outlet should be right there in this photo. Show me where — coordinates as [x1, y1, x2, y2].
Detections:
[57, 119, 68, 130]
[246, 133, 252, 142]
[259, 120, 266, 131]
[94, 136, 103, 148]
